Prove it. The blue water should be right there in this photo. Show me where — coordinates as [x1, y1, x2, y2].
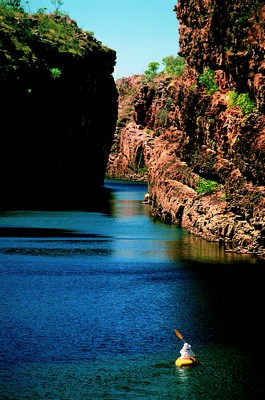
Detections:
[0, 180, 264, 399]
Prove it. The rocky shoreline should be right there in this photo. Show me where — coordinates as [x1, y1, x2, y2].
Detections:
[106, 1, 265, 258]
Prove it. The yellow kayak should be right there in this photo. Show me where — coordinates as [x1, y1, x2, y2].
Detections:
[175, 356, 196, 367]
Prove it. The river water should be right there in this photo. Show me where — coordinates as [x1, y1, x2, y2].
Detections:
[0, 179, 264, 399]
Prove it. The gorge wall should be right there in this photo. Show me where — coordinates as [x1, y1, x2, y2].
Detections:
[0, 6, 118, 208]
[106, 0, 265, 257]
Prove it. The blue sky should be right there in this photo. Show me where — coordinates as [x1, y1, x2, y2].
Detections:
[29, 0, 180, 80]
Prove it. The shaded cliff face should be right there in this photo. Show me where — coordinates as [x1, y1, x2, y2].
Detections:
[0, 7, 118, 208]
[106, 1, 265, 257]
[106, 75, 152, 182]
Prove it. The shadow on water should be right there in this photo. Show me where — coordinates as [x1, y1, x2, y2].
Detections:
[0, 184, 114, 213]
[0, 179, 264, 399]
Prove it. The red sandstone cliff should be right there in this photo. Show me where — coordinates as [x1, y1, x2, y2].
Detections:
[106, 0, 265, 257]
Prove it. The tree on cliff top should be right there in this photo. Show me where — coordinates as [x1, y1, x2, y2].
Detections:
[143, 56, 186, 80]
[144, 61, 160, 75]
[162, 55, 185, 77]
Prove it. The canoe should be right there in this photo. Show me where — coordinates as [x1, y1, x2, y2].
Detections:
[175, 356, 196, 367]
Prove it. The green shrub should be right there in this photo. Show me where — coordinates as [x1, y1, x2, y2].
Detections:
[196, 178, 219, 194]
[227, 90, 238, 107]
[137, 166, 148, 174]
[227, 90, 257, 116]
[50, 67, 62, 79]
[236, 93, 257, 116]
[198, 67, 218, 95]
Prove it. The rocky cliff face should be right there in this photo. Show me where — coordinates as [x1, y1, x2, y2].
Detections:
[0, 7, 118, 208]
[106, 0, 265, 257]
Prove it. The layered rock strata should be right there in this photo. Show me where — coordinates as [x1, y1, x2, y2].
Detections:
[106, 1, 265, 257]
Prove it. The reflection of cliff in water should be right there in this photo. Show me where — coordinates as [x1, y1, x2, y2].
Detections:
[1, 186, 113, 213]
[104, 180, 260, 265]
[165, 229, 259, 265]
[104, 179, 148, 218]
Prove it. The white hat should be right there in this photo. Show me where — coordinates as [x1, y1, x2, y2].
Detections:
[184, 343, 190, 349]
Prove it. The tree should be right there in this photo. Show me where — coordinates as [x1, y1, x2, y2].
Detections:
[162, 55, 185, 77]
[144, 61, 160, 75]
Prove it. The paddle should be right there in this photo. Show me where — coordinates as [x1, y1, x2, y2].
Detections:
[174, 329, 185, 342]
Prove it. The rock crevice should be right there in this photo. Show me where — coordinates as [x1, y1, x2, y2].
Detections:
[106, 1, 265, 257]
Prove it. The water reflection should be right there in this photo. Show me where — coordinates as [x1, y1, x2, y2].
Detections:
[111, 199, 147, 217]
[165, 233, 258, 264]
[175, 364, 193, 384]
[105, 180, 259, 265]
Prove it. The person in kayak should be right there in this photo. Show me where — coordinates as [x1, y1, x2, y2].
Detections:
[180, 342, 196, 360]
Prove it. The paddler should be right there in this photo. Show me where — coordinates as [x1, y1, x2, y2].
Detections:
[179, 342, 196, 360]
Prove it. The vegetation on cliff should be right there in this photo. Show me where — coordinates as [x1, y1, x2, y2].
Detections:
[106, 0, 265, 256]
[142, 55, 186, 82]
[0, 1, 115, 81]
[0, 1, 118, 208]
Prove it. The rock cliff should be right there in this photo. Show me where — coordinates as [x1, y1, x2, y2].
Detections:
[0, 6, 118, 208]
[106, 0, 265, 257]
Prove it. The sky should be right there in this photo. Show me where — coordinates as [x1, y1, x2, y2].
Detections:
[29, 0, 180, 80]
